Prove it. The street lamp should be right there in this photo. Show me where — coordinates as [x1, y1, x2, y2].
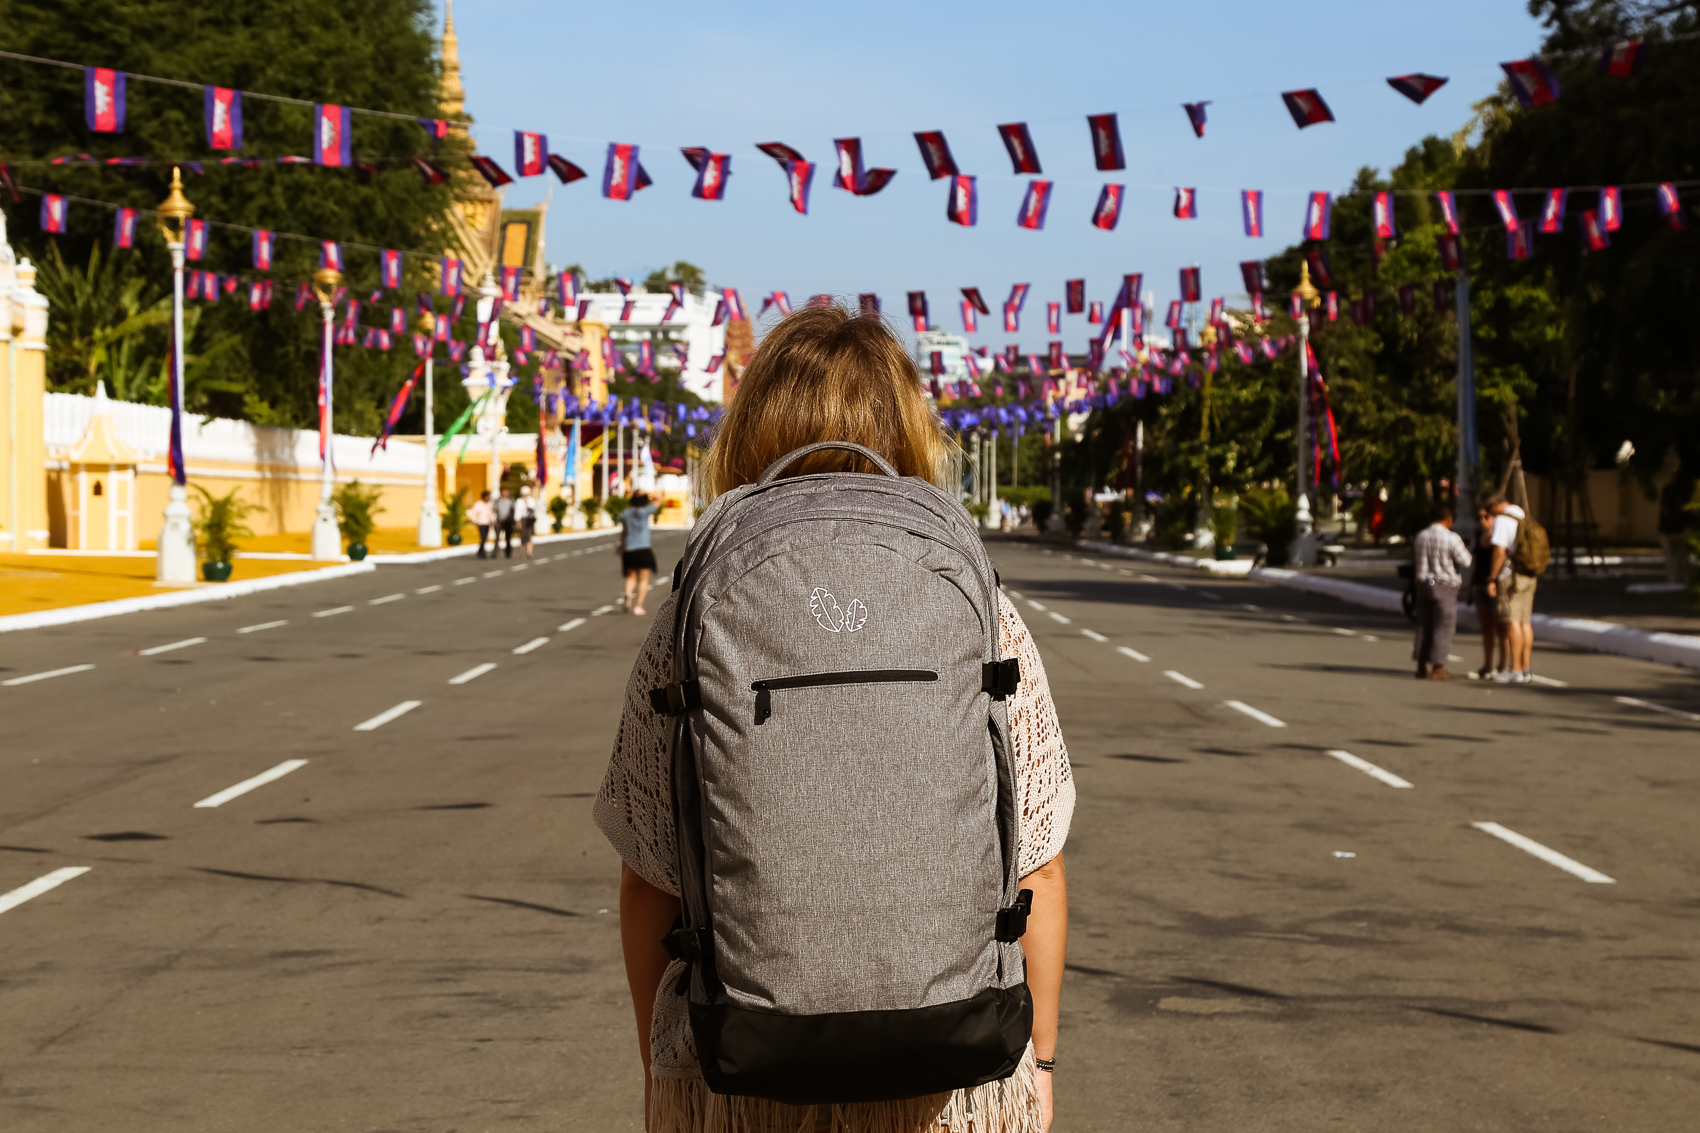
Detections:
[465, 273, 512, 499]
[309, 265, 343, 559]
[153, 167, 196, 582]
[1291, 260, 1322, 566]
[415, 311, 442, 547]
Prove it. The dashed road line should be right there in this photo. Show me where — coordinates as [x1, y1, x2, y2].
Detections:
[194, 760, 310, 808]
[1005, 589, 1024, 599]
[3, 664, 96, 687]
[1241, 603, 1262, 612]
[511, 563, 529, 571]
[1326, 749, 1414, 789]
[1047, 611, 1072, 624]
[1137, 574, 1161, 583]
[1080, 629, 1107, 643]
[353, 701, 422, 732]
[454, 577, 476, 585]
[313, 606, 354, 618]
[369, 593, 405, 605]
[1027, 600, 1047, 612]
[483, 570, 505, 579]
[1615, 696, 1700, 724]
[415, 585, 442, 595]
[1117, 646, 1150, 663]
[238, 620, 288, 634]
[590, 604, 616, 616]
[557, 618, 587, 633]
[1333, 628, 1357, 637]
[139, 637, 206, 656]
[1529, 674, 1567, 688]
[0, 867, 92, 917]
[512, 637, 549, 655]
[1470, 822, 1615, 884]
[1164, 670, 1204, 690]
[449, 663, 498, 685]
[1225, 700, 1287, 728]
[1116, 569, 1132, 576]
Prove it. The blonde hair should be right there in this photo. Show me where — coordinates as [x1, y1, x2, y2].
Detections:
[703, 303, 953, 498]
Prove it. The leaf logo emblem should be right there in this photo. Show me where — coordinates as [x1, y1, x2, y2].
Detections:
[809, 587, 844, 632]
[843, 598, 867, 633]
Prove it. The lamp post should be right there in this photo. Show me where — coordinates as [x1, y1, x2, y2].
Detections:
[309, 265, 343, 560]
[415, 312, 442, 547]
[1194, 323, 1219, 549]
[465, 273, 512, 500]
[153, 168, 197, 582]
[1290, 261, 1322, 566]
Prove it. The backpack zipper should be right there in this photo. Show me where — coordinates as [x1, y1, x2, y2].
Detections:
[750, 669, 938, 725]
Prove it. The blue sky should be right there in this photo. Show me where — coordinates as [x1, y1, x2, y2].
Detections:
[448, 0, 1546, 352]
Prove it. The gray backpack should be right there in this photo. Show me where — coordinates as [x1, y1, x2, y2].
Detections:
[649, 442, 1032, 1106]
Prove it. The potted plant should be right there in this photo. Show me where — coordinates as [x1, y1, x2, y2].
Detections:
[579, 497, 603, 529]
[442, 489, 468, 546]
[604, 494, 631, 526]
[191, 485, 260, 582]
[1211, 504, 1240, 560]
[333, 480, 384, 561]
[548, 494, 569, 534]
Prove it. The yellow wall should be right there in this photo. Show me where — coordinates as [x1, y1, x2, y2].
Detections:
[1, 260, 49, 551]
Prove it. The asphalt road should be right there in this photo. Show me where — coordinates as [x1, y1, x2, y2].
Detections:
[2, 531, 1697, 1131]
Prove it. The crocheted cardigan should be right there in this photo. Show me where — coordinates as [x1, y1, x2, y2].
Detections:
[595, 594, 1075, 1133]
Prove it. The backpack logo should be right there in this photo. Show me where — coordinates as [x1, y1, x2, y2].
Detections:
[810, 587, 867, 633]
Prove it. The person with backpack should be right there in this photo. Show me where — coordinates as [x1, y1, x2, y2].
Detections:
[494, 487, 517, 559]
[515, 485, 538, 560]
[1483, 492, 1548, 683]
[594, 304, 1075, 1133]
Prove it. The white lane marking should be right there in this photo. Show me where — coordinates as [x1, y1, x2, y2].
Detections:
[1164, 670, 1204, 690]
[1529, 674, 1567, 688]
[1326, 749, 1413, 789]
[1116, 569, 1132, 576]
[353, 701, 422, 732]
[369, 593, 405, 605]
[1041, 549, 1053, 555]
[3, 664, 96, 687]
[1138, 574, 1161, 582]
[483, 570, 505, 579]
[313, 606, 354, 618]
[1470, 822, 1615, 884]
[511, 563, 529, 571]
[1241, 603, 1262, 612]
[1226, 700, 1287, 728]
[1333, 628, 1357, 637]
[557, 618, 587, 633]
[139, 637, 206, 656]
[1047, 611, 1072, 625]
[193, 760, 310, 808]
[590, 604, 616, 616]
[1080, 629, 1107, 643]
[1027, 600, 1047, 612]
[454, 577, 476, 585]
[512, 637, 549, 655]
[0, 867, 92, 916]
[653, 575, 671, 586]
[1362, 634, 1379, 642]
[1447, 654, 1464, 662]
[1117, 646, 1150, 663]
[415, 585, 442, 595]
[449, 663, 498, 685]
[1077, 557, 1095, 566]
[1615, 696, 1700, 724]
[1005, 589, 1024, 599]
[1279, 614, 1299, 622]
[237, 620, 288, 634]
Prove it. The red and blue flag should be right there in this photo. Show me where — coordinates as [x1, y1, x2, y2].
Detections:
[320, 241, 343, 272]
[1506, 220, 1534, 261]
[960, 301, 978, 334]
[1386, 74, 1447, 104]
[40, 194, 68, 233]
[690, 152, 732, 200]
[1179, 266, 1201, 303]
[602, 143, 644, 199]
[947, 175, 977, 226]
[913, 131, 958, 179]
[1087, 113, 1124, 171]
[1165, 300, 1182, 329]
[113, 208, 137, 248]
[1600, 40, 1647, 77]
[1240, 259, 1264, 295]
[515, 132, 548, 177]
[1598, 186, 1622, 231]
[204, 87, 243, 150]
[502, 266, 521, 301]
[1183, 102, 1209, 137]
[1302, 192, 1332, 240]
[1282, 89, 1334, 128]
[1046, 302, 1060, 334]
[786, 160, 816, 214]
[1174, 187, 1197, 219]
[313, 104, 353, 166]
[1501, 58, 1562, 108]
[372, 361, 424, 454]
[1373, 192, 1395, 238]
[1492, 189, 1520, 232]
[1017, 180, 1053, 229]
[1241, 189, 1263, 236]
[380, 249, 402, 289]
[1436, 232, 1463, 271]
[1066, 280, 1085, 315]
[419, 117, 449, 145]
[908, 291, 929, 332]
[998, 122, 1042, 174]
[185, 219, 208, 260]
[1091, 184, 1124, 230]
[85, 68, 126, 133]
[548, 154, 587, 184]
[1435, 190, 1460, 234]
[252, 229, 274, 270]
[1658, 182, 1684, 231]
[441, 257, 462, 296]
[469, 155, 513, 188]
[1539, 189, 1567, 234]
[411, 156, 450, 185]
[1087, 300, 1102, 325]
[962, 287, 990, 316]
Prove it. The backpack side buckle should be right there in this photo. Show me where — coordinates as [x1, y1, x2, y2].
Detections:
[981, 658, 1022, 699]
[648, 680, 702, 716]
[995, 889, 1034, 942]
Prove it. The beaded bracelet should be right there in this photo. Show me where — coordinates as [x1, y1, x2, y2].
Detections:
[1034, 1057, 1056, 1073]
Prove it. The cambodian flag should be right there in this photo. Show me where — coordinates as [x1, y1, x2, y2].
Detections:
[1240, 260, 1264, 294]
[200, 86, 244, 151]
[1179, 267, 1202, 304]
[1373, 192, 1396, 238]
[1598, 186, 1622, 230]
[1087, 301, 1102, 325]
[547, 154, 587, 184]
[411, 157, 450, 186]
[1502, 58, 1562, 108]
[1174, 187, 1198, 219]
[960, 301, 978, 334]
[1045, 302, 1060, 334]
[908, 291, 929, 332]
[998, 122, 1042, 174]
[40, 194, 68, 233]
[831, 138, 895, 195]
[618, 299, 636, 323]
[1436, 232, 1463, 271]
[1006, 284, 1030, 318]
[469, 155, 513, 188]
[962, 288, 990, 316]
[1183, 102, 1209, 137]
[704, 352, 725, 374]
[1061, 280, 1083, 315]
[1235, 342, 1254, 364]
[603, 143, 643, 200]
[249, 229, 273, 270]
[389, 306, 407, 335]
[515, 131, 548, 177]
[313, 104, 353, 167]
[1282, 89, 1334, 128]
[1302, 192, 1332, 240]
[185, 219, 208, 260]
[1492, 189, 1520, 232]
[556, 271, 578, 307]
[1087, 113, 1124, 171]
[320, 241, 343, 271]
[441, 257, 462, 296]
[1658, 182, 1684, 231]
[945, 175, 978, 227]
[85, 68, 126, 133]
[1326, 291, 1338, 321]
[372, 361, 424, 454]
[1435, 190, 1460, 234]
[1507, 220, 1534, 261]
[1165, 300, 1182, 329]
[785, 160, 816, 214]
[434, 314, 449, 342]
[928, 350, 945, 377]
[1091, 184, 1124, 231]
[1028, 353, 1047, 376]
[501, 266, 521, 301]
[1048, 342, 1066, 369]
[295, 283, 312, 311]
[1240, 189, 1263, 237]
[113, 208, 137, 248]
[419, 117, 449, 145]
[1600, 39, 1647, 77]
[374, 249, 400, 290]
[723, 289, 747, 321]
[577, 299, 592, 321]
[1017, 181, 1053, 230]
[1538, 189, 1567, 234]
[691, 152, 732, 200]
[1386, 74, 1447, 104]
[914, 131, 958, 179]
[248, 281, 267, 311]
[1307, 248, 1334, 288]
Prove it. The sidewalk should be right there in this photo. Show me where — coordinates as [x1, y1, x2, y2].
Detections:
[0, 552, 352, 620]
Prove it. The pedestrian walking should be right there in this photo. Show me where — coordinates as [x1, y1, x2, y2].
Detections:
[494, 487, 516, 559]
[1466, 502, 1501, 679]
[516, 485, 538, 560]
[1411, 502, 1472, 680]
[594, 304, 1073, 1133]
[618, 490, 659, 615]
[468, 490, 495, 559]
[1484, 493, 1546, 683]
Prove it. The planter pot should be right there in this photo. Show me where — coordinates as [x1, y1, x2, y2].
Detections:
[1213, 545, 1237, 561]
[446, 531, 463, 546]
[202, 561, 233, 582]
[551, 522, 564, 534]
[346, 543, 369, 561]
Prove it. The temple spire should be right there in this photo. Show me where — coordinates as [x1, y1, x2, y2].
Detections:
[439, 0, 466, 124]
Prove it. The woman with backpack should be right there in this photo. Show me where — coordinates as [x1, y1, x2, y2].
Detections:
[595, 304, 1074, 1132]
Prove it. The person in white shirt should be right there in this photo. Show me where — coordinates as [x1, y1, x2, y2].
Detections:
[515, 485, 538, 559]
[1484, 493, 1536, 684]
[1411, 502, 1473, 680]
[468, 490, 496, 559]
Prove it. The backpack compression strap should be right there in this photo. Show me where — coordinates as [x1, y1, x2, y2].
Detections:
[981, 658, 1021, 698]
[650, 681, 701, 716]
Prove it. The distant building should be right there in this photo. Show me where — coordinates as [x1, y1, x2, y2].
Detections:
[573, 291, 731, 402]
[913, 329, 972, 383]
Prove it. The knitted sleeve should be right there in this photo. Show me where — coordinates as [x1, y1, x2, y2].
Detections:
[1001, 602, 1076, 876]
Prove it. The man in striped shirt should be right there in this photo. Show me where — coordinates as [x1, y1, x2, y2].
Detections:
[1412, 502, 1473, 681]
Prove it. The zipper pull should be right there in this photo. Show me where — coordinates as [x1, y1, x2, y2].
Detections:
[754, 684, 771, 725]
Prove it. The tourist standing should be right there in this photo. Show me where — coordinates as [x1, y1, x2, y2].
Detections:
[516, 485, 537, 560]
[1467, 502, 1501, 678]
[619, 490, 659, 616]
[494, 487, 516, 559]
[468, 490, 495, 559]
[1411, 502, 1472, 680]
[1485, 493, 1537, 683]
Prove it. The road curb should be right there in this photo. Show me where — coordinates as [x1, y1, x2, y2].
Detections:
[0, 562, 377, 634]
[1076, 540, 1700, 672]
[368, 527, 627, 564]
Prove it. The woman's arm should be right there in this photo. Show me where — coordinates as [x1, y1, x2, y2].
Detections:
[621, 863, 682, 1110]
[1020, 852, 1067, 1131]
